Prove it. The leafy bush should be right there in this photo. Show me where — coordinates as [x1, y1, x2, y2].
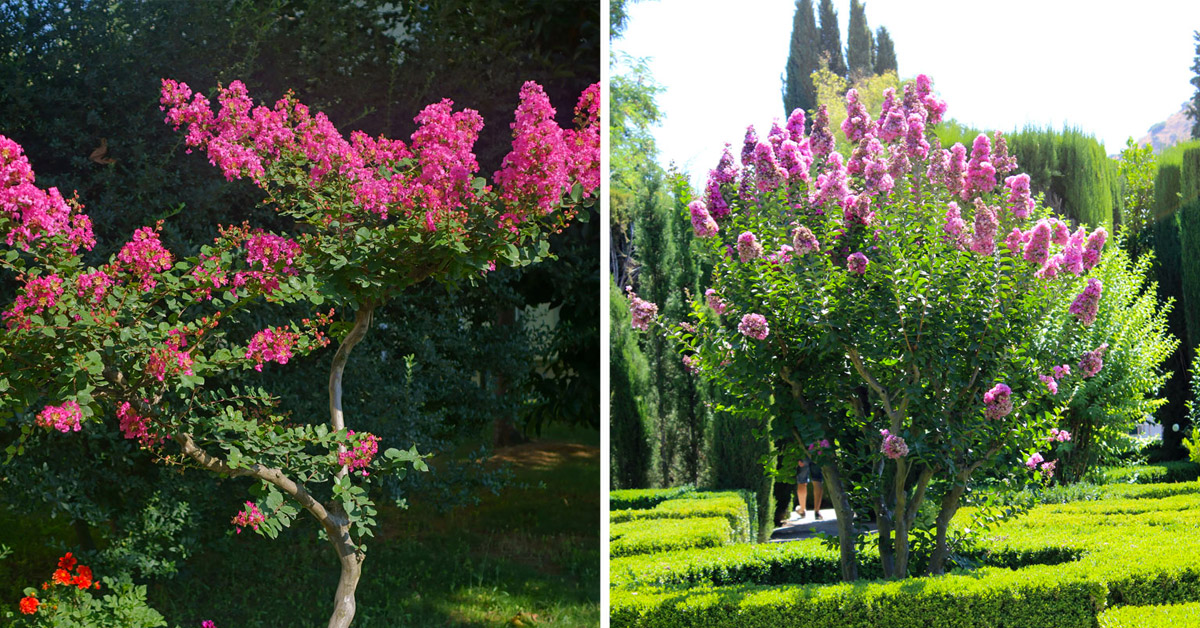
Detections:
[1100, 602, 1200, 628]
[611, 496, 750, 543]
[1100, 462, 1200, 485]
[609, 486, 695, 511]
[610, 517, 734, 558]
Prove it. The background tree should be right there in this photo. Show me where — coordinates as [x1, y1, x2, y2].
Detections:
[817, 0, 847, 78]
[874, 26, 897, 76]
[845, 0, 873, 80]
[1188, 30, 1200, 139]
[782, 0, 820, 120]
[610, 278, 652, 489]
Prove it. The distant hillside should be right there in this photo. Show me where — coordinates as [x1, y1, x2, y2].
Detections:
[1139, 104, 1195, 152]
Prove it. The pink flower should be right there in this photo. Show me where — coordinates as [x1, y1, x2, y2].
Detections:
[1083, 227, 1107, 270]
[689, 200, 718, 237]
[338, 430, 380, 477]
[118, 402, 164, 447]
[231, 501, 266, 534]
[1053, 364, 1072, 380]
[147, 329, 193, 382]
[705, 289, 727, 315]
[1005, 174, 1034, 219]
[2, 273, 65, 331]
[36, 401, 83, 433]
[1025, 452, 1044, 469]
[1039, 459, 1057, 480]
[809, 105, 835, 158]
[847, 252, 869, 275]
[0, 135, 96, 255]
[682, 354, 700, 374]
[245, 327, 299, 371]
[117, 226, 174, 291]
[738, 313, 769, 340]
[944, 202, 967, 245]
[792, 225, 820, 254]
[1023, 220, 1052, 266]
[737, 232, 764, 262]
[964, 134, 997, 198]
[1069, 278, 1103, 326]
[1078, 343, 1109, 378]
[840, 89, 873, 143]
[76, 270, 115, 305]
[983, 383, 1013, 420]
[1049, 428, 1072, 443]
[969, 199, 998, 256]
[495, 82, 569, 215]
[881, 429, 909, 459]
[1039, 374, 1059, 395]
[202, 622, 217, 628]
[626, 287, 658, 331]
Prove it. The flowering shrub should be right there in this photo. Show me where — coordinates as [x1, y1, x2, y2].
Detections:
[1, 76, 597, 627]
[4, 554, 164, 628]
[630, 75, 1110, 580]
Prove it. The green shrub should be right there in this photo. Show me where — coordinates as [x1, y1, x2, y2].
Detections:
[611, 496, 751, 543]
[1100, 602, 1200, 627]
[610, 486, 695, 510]
[1100, 462, 1200, 485]
[610, 517, 733, 558]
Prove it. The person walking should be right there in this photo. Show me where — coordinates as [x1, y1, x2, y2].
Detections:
[794, 440, 828, 520]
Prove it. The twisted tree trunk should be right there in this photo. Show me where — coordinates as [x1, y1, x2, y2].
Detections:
[821, 463, 859, 582]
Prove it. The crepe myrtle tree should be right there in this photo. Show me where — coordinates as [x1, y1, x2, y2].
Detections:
[1, 77, 598, 627]
[627, 75, 1109, 580]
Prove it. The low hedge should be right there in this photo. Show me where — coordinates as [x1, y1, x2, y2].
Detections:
[1100, 462, 1200, 485]
[611, 516, 734, 558]
[612, 484, 1200, 625]
[611, 486, 696, 511]
[1099, 601, 1200, 627]
[611, 496, 752, 543]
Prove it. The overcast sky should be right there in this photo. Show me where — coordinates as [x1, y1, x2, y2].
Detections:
[613, 0, 1200, 187]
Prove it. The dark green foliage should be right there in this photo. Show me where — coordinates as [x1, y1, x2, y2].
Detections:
[1183, 148, 1200, 204]
[1189, 30, 1200, 139]
[873, 27, 896, 75]
[610, 486, 695, 510]
[611, 278, 653, 489]
[816, 0, 846, 78]
[782, 0, 820, 119]
[1180, 197, 1200, 358]
[1004, 126, 1118, 228]
[845, 0, 872, 80]
[1153, 164, 1190, 456]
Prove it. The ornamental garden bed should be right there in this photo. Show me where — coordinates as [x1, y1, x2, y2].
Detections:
[610, 482, 1200, 627]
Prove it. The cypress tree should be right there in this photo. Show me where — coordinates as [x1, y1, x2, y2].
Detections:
[782, 0, 820, 118]
[1188, 30, 1200, 139]
[846, 0, 872, 80]
[610, 278, 652, 489]
[874, 26, 897, 75]
[1153, 164, 1190, 457]
[817, 0, 846, 78]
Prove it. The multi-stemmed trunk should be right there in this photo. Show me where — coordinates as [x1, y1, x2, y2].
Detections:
[820, 462, 859, 582]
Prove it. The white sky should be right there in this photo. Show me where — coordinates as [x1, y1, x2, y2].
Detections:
[613, 0, 1200, 187]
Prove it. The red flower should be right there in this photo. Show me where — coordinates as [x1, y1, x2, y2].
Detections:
[58, 552, 76, 571]
[52, 568, 72, 586]
[73, 565, 93, 589]
[19, 596, 39, 614]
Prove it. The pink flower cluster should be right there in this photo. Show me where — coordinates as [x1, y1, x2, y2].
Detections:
[76, 270, 114, 305]
[983, 383, 1013, 421]
[807, 439, 832, 455]
[846, 251, 869, 275]
[2, 273, 64, 331]
[1048, 428, 1072, 443]
[1078, 343, 1109, 378]
[36, 401, 82, 433]
[231, 501, 266, 534]
[736, 231, 764, 262]
[117, 226, 174, 291]
[738, 313, 769, 340]
[682, 354, 700, 374]
[233, 232, 302, 296]
[338, 430, 380, 477]
[792, 225, 820, 254]
[690, 200, 718, 237]
[161, 78, 599, 233]
[0, 135, 95, 255]
[880, 429, 908, 459]
[190, 255, 229, 301]
[1040, 364, 1072, 395]
[626, 287, 658, 331]
[495, 82, 569, 217]
[117, 402, 164, 447]
[244, 327, 299, 371]
[705, 289, 727, 315]
[964, 134, 997, 198]
[147, 329, 194, 382]
[1069, 278, 1103, 326]
[969, 200, 998, 256]
[1025, 452, 1057, 480]
[1005, 174, 1034, 219]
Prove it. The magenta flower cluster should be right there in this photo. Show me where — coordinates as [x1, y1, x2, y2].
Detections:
[880, 429, 909, 460]
[117, 226, 174, 291]
[1078, 343, 1109, 378]
[35, 401, 83, 433]
[1048, 428, 1072, 443]
[738, 313, 769, 340]
[983, 383, 1013, 421]
[690, 200, 718, 237]
[737, 231, 764, 262]
[682, 354, 700, 374]
[792, 225, 820, 254]
[705, 289, 727, 315]
[1069, 278, 1103, 326]
[231, 501, 266, 534]
[118, 401, 164, 448]
[0, 135, 95, 255]
[494, 82, 570, 216]
[846, 251, 869, 275]
[147, 329, 194, 382]
[338, 430, 380, 477]
[244, 327, 299, 372]
[2, 273, 65, 331]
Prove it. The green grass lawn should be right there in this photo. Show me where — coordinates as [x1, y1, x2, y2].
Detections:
[1, 426, 599, 627]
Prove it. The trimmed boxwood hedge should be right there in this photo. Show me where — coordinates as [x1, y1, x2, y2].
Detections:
[611, 486, 696, 511]
[611, 516, 734, 557]
[1100, 462, 1200, 485]
[1099, 601, 1200, 627]
[611, 496, 752, 543]
[611, 483, 1200, 626]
